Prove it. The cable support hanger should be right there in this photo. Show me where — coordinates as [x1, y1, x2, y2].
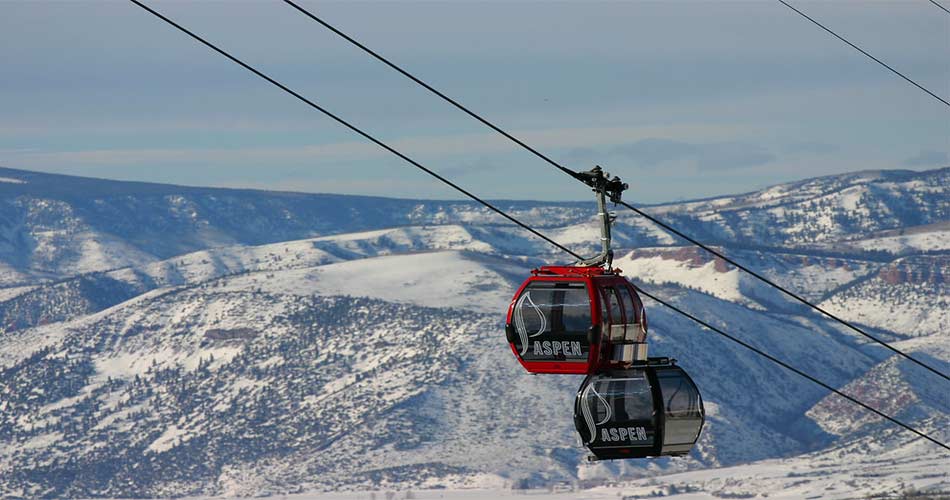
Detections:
[129, 0, 948, 450]
[277, 0, 949, 382]
[571, 165, 627, 268]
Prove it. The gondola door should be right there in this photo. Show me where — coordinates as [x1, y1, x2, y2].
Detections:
[654, 365, 705, 456]
[597, 279, 649, 368]
[575, 369, 658, 459]
[506, 275, 602, 374]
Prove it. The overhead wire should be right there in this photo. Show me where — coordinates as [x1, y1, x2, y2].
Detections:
[124, 0, 583, 264]
[127, 0, 948, 451]
[614, 198, 950, 383]
[928, 0, 950, 15]
[633, 286, 948, 451]
[776, 0, 950, 108]
[276, 0, 950, 383]
[279, 0, 579, 181]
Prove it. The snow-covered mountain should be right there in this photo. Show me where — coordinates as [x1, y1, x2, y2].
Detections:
[0, 166, 946, 498]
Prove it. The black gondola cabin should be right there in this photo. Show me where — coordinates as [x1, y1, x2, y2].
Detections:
[574, 359, 705, 460]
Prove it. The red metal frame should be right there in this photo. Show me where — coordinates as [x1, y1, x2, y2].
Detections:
[506, 265, 648, 374]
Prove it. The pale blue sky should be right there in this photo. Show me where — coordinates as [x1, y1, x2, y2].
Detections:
[1, 0, 948, 202]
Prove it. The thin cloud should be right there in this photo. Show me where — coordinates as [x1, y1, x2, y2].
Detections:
[903, 150, 948, 167]
[5, 124, 746, 169]
[609, 138, 775, 171]
[611, 138, 698, 167]
[785, 141, 839, 155]
[438, 158, 509, 178]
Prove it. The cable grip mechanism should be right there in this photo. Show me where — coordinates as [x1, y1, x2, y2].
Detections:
[570, 166, 628, 268]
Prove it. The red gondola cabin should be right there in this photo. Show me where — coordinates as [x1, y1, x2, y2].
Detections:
[505, 265, 648, 374]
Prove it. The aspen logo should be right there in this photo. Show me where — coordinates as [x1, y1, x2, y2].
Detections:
[580, 381, 610, 445]
[579, 377, 651, 445]
[514, 292, 584, 359]
[600, 426, 647, 442]
[533, 340, 582, 357]
[514, 292, 546, 356]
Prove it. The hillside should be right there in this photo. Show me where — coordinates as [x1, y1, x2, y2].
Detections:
[2, 166, 945, 285]
[0, 166, 946, 498]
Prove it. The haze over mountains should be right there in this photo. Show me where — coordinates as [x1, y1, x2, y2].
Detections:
[0, 166, 946, 498]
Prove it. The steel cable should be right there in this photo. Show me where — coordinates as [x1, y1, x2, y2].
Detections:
[125, 0, 583, 263]
[129, 0, 949, 450]
[928, 0, 950, 15]
[277, 0, 950, 382]
[777, 0, 949, 107]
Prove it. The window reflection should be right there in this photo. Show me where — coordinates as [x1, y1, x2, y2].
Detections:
[657, 370, 703, 445]
[513, 282, 591, 362]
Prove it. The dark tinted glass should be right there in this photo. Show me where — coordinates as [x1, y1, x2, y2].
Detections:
[603, 287, 625, 341]
[578, 373, 655, 447]
[512, 282, 591, 362]
[618, 286, 645, 342]
[620, 287, 638, 324]
[657, 369, 703, 446]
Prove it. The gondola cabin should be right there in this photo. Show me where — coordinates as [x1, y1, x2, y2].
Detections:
[574, 359, 705, 460]
[505, 265, 648, 374]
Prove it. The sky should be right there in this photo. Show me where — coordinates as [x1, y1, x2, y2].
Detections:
[1, 0, 948, 203]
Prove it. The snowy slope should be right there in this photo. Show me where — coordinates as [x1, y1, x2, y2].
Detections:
[1, 261, 930, 497]
[0, 226, 532, 336]
[1, 166, 944, 286]
[599, 427, 950, 500]
[851, 222, 950, 254]
[278, 433, 950, 499]
[0, 166, 947, 498]
[219, 251, 523, 313]
[614, 246, 883, 311]
[645, 167, 949, 248]
[819, 255, 949, 338]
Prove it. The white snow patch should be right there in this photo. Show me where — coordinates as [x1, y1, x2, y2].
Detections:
[220, 250, 519, 313]
[20, 432, 62, 451]
[0, 285, 36, 302]
[854, 230, 950, 253]
[94, 349, 179, 379]
[615, 252, 746, 304]
[147, 424, 191, 453]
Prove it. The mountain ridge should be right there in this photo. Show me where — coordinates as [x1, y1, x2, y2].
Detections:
[0, 166, 946, 498]
[3, 165, 943, 204]
[1, 165, 946, 286]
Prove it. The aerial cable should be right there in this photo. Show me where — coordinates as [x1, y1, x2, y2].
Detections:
[125, 0, 583, 264]
[276, 0, 950, 382]
[280, 0, 579, 181]
[127, 0, 949, 452]
[634, 286, 949, 452]
[777, 0, 950, 108]
[615, 198, 950, 383]
[928, 0, 950, 15]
